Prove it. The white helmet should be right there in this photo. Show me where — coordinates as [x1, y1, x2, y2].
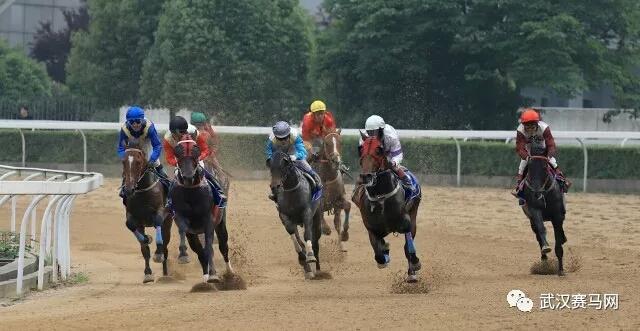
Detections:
[365, 115, 385, 131]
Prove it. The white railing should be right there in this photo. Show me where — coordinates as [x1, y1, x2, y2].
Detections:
[0, 165, 103, 296]
[1, 120, 640, 192]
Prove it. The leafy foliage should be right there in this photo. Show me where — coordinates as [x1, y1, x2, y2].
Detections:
[315, 0, 640, 129]
[30, 1, 90, 83]
[66, 0, 167, 106]
[0, 40, 52, 102]
[139, 0, 313, 125]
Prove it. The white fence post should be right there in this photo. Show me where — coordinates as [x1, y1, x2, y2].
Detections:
[576, 138, 588, 192]
[0, 166, 102, 296]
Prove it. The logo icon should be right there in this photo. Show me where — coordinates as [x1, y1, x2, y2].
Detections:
[507, 289, 533, 312]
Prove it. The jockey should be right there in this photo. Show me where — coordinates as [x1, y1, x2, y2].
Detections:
[190, 112, 219, 156]
[513, 108, 570, 195]
[358, 115, 412, 189]
[163, 116, 227, 208]
[266, 121, 323, 202]
[301, 100, 336, 161]
[117, 106, 169, 202]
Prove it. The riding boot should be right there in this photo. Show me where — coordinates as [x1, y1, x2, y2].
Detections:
[393, 166, 412, 189]
[154, 164, 170, 194]
[119, 178, 127, 206]
[203, 169, 227, 208]
[511, 174, 524, 197]
[312, 171, 323, 193]
[554, 167, 571, 193]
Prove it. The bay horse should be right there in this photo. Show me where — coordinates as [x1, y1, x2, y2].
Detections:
[122, 144, 172, 283]
[308, 129, 352, 251]
[520, 144, 567, 276]
[170, 134, 233, 283]
[269, 150, 323, 280]
[355, 131, 422, 282]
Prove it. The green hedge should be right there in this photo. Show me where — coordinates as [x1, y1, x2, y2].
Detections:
[0, 130, 638, 179]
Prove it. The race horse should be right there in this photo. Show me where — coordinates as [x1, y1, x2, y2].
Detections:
[170, 134, 233, 283]
[121, 143, 172, 283]
[307, 128, 351, 251]
[175, 154, 231, 264]
[355, 132, 422, 282]
[269, 150, 323, 280]
[520, 144, 567, 276]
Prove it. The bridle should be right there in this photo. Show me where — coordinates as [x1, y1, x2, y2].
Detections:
[124, 148, 157, 192]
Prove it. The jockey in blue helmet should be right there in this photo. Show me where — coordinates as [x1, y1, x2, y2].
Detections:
[117, 106, 169, 202]
[265, 120, 323, 202]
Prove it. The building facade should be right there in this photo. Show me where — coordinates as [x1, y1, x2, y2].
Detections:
[0, 0, 82, 53]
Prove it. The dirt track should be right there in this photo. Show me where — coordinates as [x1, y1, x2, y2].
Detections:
[1, 178, 639, 330]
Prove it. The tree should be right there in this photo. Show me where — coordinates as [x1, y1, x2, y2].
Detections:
[0, 40, 52, 101]
[30, 1, 90, 83]
[140, 0, 313, 125]
[316, 0, 640, 129]
[66, 0, 166, 106]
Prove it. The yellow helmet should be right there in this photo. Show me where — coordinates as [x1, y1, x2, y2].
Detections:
[309, 100, 327, 113]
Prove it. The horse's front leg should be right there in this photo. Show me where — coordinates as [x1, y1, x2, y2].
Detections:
[339, 198, 351, 243]
[302, 208, 317, 265]
[204, 217, 217, 283]
[160, 214, 172, 276]
[528, 208, 550, 257]
[281, 212, 312, 279]
[367, 230, 389, 268]
[552, 215, 567, 276]
[152, 213, 166, 264]
[125, 215, 153, 283]
[177, 229, 190, 264]
[214, 210, 233, 274]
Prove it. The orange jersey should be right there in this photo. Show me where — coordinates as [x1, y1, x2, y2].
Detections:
[197, 123, 219, 157]
[162, 132, 210, 166]
[301, 111, 336, 141]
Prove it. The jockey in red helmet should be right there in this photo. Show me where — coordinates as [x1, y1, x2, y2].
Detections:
[513, 108, 571, 197]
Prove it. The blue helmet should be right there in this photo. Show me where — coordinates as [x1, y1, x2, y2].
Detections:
[273, 121, 291, 139]
[126, 106, 145, 121]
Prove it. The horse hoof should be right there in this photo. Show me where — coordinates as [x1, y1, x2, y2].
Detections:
[143, 274, 154, 283]
[340, 231, 349, 242]
[207, 274, 221, 283]
[411, 261, 422, 272]
[177, 255, 190, 264]
[377, 263, 389, 269]
[202, 274, 209, 283]
[153, 254, 164, 263]
[541, 254, 548, 261]
[541, 245, 552, 254]
[558, 270, 566, 277]
[406, 275, 418, 283]
[304, 271, 315, 280]
[321, 224, 331, 236]
[339, 241, 348, 252]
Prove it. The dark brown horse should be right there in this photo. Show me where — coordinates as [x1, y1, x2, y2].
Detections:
[308, 129, 352, 251]
[355, 132, 422, 282]
[520, 144, 567, 276]
[170, 134, 233, 283]
[122, 144, 172, 283]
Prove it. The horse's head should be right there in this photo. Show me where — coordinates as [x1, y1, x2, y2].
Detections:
[359, 130, 387, 185]
[122, 145, 147, 196]
[526, 143, 552, 193]
[174, 133, 201, 186]
[323, 128, 343, 167]
[268, 151, 295, 188]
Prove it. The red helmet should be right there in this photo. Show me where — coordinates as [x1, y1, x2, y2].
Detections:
[520, 109, 540, 123]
